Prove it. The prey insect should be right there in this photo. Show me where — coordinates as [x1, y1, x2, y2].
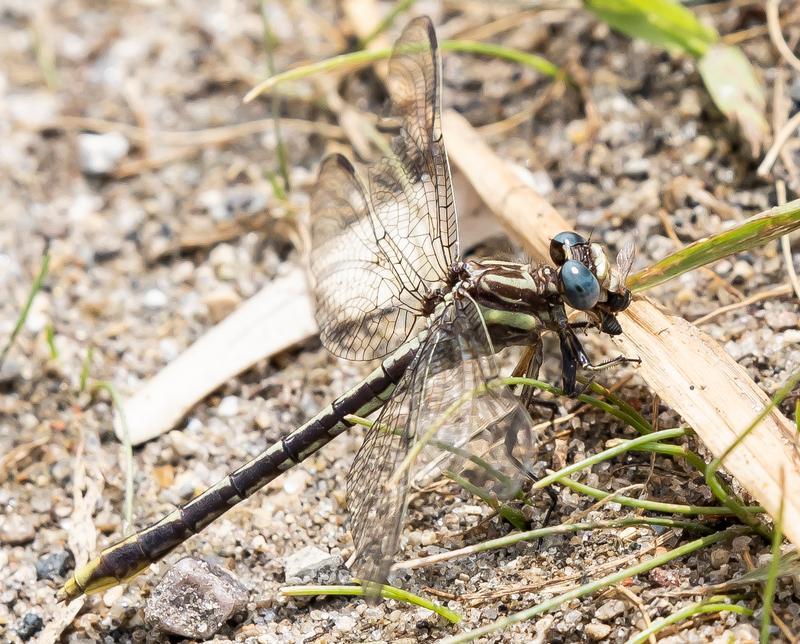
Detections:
[60, 16, 635, 601]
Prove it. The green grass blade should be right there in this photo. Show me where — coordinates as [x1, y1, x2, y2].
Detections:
[244, 41, 563, 103]
[0, 253, 50, 371]
[78, 346, 94, 394]
[260, 1, 290, 193]
[628, 596, 753, 644]
[532, 427, 687, 489]
[760, 473, 785, 643]
[628, 199, 800, 292]
[45, 323, 58, 360]
[558, 475, 753, 516]
[728, 551, 800, 587]
[585, 0, 718, 58]
[439, 40, 565, 81]
[442, 526, 751, 643]
[280, 583, 461, 623]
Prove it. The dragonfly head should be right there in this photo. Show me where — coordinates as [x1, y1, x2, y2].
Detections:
[549, 231, 633, 335]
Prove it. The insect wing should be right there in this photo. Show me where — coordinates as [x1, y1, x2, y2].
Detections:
[310, 155, 424, 360]
[309, 16, 458, 361]
[346, 298, 537, 593]
[367, 16, 458, 294]
[613, 237, 636, 291]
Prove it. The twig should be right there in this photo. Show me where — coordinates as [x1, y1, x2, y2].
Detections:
[692, 284, 792, 325]
[393, 517, 702, 572]
[767, 0, 800, 74]
[777, 181, 800, 300]
[758, 110, 800, 178]
[42, 115, 344, 146]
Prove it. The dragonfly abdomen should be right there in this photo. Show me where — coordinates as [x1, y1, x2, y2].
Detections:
[58, 338, 422, 601]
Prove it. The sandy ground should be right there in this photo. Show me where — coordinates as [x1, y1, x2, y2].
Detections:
[2, 1, 800, 642]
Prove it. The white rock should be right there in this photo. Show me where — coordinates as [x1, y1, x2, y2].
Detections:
[143, 288, 168, 310]
[216, 395, 239, 417]
[78, 132, 129, 175]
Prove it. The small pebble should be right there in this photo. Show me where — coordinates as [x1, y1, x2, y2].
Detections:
[595, 598, 626, 621]
[768, 311, 799, 331]
[585, 621, 612, 640]
[284, 545, 343, 582]
[622, 157, 649, 179]
[710, 547, 730, 569]
[209, 243, 238, 280]
[731, 535, 752, 553]
[143, 288, 168, 310]
[0, 360, 21, 385]
[217, 395, 240, 417]
[649, 567, 681, 588]
[16, 613, 44, 641]
[78, 132, 129, 175]
[0, 514, 35, 545]
[35, 550, 75, 580]
[203, 286, 241, 323]
[145, 557, 248, 640]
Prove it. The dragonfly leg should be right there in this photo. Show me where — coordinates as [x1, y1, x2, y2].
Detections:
[510, 340, 556, 416]
[582, 353, 641, 372]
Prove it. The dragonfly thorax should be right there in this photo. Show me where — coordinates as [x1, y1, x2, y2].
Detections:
[459, 259, 561, 349]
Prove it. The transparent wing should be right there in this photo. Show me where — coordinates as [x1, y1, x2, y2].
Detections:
[614, 237, 636, 288]
[309, 16, 458, 361]
[310, 154, 426, 360]
[346, 297, 537, 591]
[368, 16, 458, 286]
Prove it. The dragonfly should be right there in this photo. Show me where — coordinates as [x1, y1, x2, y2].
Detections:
[59, 16, 634, 602]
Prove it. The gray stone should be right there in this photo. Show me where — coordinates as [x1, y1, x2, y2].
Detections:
[284, 545, 343, 582]
[145, 557, 248, 640]
[594, 598, 626, 621]
[35, 550, 75, 580]
[16, 613, 44, 641]
[585, 621, 612, 640]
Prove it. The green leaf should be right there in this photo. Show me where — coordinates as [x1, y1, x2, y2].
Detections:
[698, 44, 770, 156]
[585, 0, 718, 58]
[628, 198, 800, 292]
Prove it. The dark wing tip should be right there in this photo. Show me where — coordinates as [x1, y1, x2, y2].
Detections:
[398, 15, 437, 51]
[319, 152, 356, 176]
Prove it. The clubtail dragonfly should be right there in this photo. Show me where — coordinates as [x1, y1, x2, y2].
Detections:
[59, 16, 634, 602]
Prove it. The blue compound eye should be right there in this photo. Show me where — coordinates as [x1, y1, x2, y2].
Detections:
[560, 260, 600, 310]
[550, 231, 587, 265]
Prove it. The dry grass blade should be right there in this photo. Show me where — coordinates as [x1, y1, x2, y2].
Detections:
[442, 109, 800, 548]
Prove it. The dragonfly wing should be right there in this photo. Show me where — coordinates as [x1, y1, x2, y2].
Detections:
[310, 154, 425, 360]
[347, 297, 540, 591]
[368, 16, 458, 288]
[310, 16, 457, 361]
